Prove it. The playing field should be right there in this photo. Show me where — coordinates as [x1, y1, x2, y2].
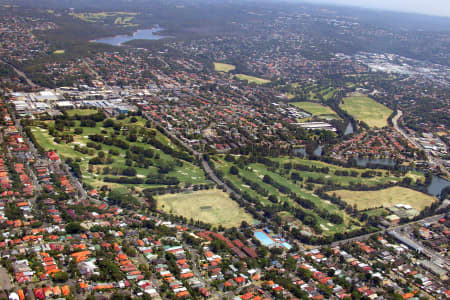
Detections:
[65, 109, 98, 117]
[157, 189, 254, 228]
[340, 95, 392, 128]
[329, 186, 437, 211]
[292, 102, 340, 120]
[214, 62, 235, 72]
[234, 74, 270, 84]
[53, 50, 65, 54]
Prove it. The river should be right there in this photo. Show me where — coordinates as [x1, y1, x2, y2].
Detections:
[355, 157, 396, 168]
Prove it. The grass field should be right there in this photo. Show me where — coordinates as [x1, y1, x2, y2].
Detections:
[329, 186, 437, 211]
[65, 109, 98, 117]
[214, 62, 236, 72]
[234, 74, 270, 85]
[114, 16, 135, 25]
[292, 102, 340, 120]
[157, 189, 254, 228]
[70, 12, 137, 26]
[53, 50, 65, 55]
[340, 94, 392, 128]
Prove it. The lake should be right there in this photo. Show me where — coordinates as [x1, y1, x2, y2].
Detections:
[94, 27, 168, 46]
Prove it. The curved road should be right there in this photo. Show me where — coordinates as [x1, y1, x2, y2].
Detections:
[393, 110, 449, 178]
[143, 112, 242, 200]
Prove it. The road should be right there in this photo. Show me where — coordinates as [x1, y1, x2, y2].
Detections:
[145, 110, 446, 250]
[331, 213, 446, 247]
[9, 108, 87, 201]
[142, 112, 243, 201]
[389, 229, 449, 269]
[184, 244, 222, 299]
[392, 110, 420, 149]
[0, 60, 40, 90]
[82, 58, 102, 81]
[392, 110, 449, 178]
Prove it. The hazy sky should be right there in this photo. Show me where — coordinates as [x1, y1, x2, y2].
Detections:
[305, 0, 450, 17]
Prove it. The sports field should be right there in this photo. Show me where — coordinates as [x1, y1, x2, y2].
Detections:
[329, 186, 437, 211]
[157, 189, 254, 228]
[53, 50, 65, 54]
[234, 74, 270, 84]
[292, 102, 340, 120]
[65, 109, 98, 117]
[340, 95, 392, 128]
[214, 62, 235, 72]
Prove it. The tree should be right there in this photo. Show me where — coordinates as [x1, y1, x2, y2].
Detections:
[65, 222, 84, 234]
[229, 166, 239, 175]
[284, 255, 297, 271]
[268, 195, 278, 203]
[53, 271, 69, 283]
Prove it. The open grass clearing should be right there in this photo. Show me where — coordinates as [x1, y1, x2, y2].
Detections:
[214, 62, 235, 72]
[329, 186, 437, 211]
[157, 189, 254, 228]
[53, 50, 65, 54]
[340, 94, 392, 128]
[234, 74, 270, 85]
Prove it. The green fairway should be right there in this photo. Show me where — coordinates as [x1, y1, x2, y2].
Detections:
[292, 102, 340, 120]
[213, 157, 364, 234]
[234, 74, 270, 84]
[340, 94, 392, 128]
[213, 155, 425, 236]
[278, 82, 337, 101]
[157, 189, 254, 228]
[29, 116, 207, 190]
[329, 186, 437, 211]
[214, 62, 236, 72]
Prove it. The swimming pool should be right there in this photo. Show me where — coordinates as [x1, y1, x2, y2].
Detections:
[254, 231, 276, 247]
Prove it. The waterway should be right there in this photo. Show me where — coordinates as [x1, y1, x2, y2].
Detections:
[344, 122, 354, 135]
[93, 27, 168, 45]
[355, 158, 396, 168]
[427, 175, 450, 197]
[293, 148, 306, 157]
[313, 146, 323, 157]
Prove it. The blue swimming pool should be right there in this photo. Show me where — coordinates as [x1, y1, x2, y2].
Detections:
[254, 231, 275, 247]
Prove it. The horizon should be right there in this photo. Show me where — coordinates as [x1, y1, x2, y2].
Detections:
[300, 0, 450, 17]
